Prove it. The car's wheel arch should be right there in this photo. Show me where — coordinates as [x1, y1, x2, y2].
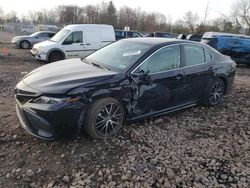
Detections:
[89, 90, 128, 118]
[212, 74, 228, 94]
[19, 40, 30, 48]
[47, 48, 65, 61]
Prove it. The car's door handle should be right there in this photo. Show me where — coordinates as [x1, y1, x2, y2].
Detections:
[176, 74, 185, 80]
[86, 43, 91, 45]
[80, 43, 84, 46]
[208, 67, 213, 71]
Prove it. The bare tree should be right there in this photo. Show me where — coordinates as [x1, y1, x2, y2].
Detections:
[56, 5, 83, 25]
[231, 0, 250, 33]
[0, 7, 4, 24]
[183, 11, 199, 33]
[106, 1, 117, 26]
[84, 5, 99, 23]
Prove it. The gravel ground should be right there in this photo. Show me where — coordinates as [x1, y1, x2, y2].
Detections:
[0, 39, 249, 188]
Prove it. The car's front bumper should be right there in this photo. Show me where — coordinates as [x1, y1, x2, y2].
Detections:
[11, 41, 20, 48]
[15, 96, 88, 140]
[30, 48, 47, 61]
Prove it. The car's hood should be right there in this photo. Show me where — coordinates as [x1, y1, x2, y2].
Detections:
[19, 59, 117, 94]
[33, 40, 56, 49]
[12, 35, 30, 40]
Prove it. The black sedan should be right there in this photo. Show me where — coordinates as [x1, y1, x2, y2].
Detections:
[15, 38, 236, 140]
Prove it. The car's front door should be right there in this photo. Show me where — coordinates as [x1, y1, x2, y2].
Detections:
[130, 45, 188, 117]
[62, 31, 85, 58]
[34, 33, 50, 44]
[182, 44, 214, 102]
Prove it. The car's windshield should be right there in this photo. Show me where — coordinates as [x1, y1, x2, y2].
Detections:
[85, 40, 151, 72]
[50, 29, 70, 42]
[30, 32, 40, 37]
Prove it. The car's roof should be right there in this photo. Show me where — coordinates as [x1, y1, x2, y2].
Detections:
[115, 30, 139, 32]
[35, 31, 56, 34]
[187, 34, 203, 37]
[203, 32, 250, 39]
[64, 24, 113, 31]
[121, 37, 198, 46]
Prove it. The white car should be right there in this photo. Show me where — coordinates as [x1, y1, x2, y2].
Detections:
[31, 24, 115, 62]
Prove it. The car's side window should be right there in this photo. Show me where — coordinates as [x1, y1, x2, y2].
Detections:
[39, 33, 49, 38]
[183, 44, 205, 66]
[49, 33, 55, 38]
[63, 31, 83, 44]
[72, 31, 83, 43]
[136, 45, 180, 74]
[126, 32, 133, 37]
[115, 31, 124, 37]
[132, 32, 141, 37]
[204, 49, 213, 62]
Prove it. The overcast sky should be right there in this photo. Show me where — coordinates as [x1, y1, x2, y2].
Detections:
[0, 0, 235, 21]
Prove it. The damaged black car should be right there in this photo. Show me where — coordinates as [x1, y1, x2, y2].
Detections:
[15, 38, 236, 140]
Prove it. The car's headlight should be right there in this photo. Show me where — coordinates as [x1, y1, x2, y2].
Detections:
[38, 46, 45, 53]
[12, 38, 19, 42]
[32, 96, 80, 104]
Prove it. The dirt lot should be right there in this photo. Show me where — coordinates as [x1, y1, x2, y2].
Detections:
[0, 35, 249, 188]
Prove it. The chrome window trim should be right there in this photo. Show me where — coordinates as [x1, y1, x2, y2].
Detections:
[131, 43, 214, 75]
[131, 44, 181, 75]
[183, 43, 215, 65]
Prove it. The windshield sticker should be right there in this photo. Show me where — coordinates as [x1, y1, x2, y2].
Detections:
[123, 50, 141, 57]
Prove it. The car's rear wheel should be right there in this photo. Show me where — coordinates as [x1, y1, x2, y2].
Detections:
[84, 98, 125, 139]
[203, 78, 226, 107]
[48, 51, 64, 62]
[20, 40, 30, 49]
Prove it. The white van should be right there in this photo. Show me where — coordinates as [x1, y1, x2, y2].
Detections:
[21, 24, 38, 34]
[31, 24, 115, 62]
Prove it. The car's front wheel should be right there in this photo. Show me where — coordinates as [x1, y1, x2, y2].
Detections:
[203, 78, 226, 107]
[84, 98, 125, 139]
[48, 51, 64, 62]
[20, 40, 30, 49]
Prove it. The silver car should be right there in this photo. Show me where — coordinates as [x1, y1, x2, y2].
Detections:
[11, 31, 56, 49]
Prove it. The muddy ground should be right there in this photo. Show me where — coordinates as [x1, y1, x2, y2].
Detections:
[0, 35, 249, 188]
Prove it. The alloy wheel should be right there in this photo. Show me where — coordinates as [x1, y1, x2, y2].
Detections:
[209, 82, 224, 105]
[21, 41, 29, 49]
[95, 103, 123, 137]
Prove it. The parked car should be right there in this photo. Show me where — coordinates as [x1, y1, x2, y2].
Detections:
[38, 24, 59, 32]
[115, 30, 143, 40]
[146, 32, 175, 38]
[11, 31, 56, 49]
[177, 34, 186, 40]
[31, 24, 115, 62]
[15, 38, 236, 140]
[186, 34, 203, 42]
[201, 32, 250, 65]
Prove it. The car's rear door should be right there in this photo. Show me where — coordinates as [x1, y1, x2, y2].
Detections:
[83, 29, 101, 57]
[181, 44, 214, 102]
[130, 45, 187, 117]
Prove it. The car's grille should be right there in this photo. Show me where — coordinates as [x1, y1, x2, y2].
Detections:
[16, 95, 34, 105]
[15, 88, 37, 105]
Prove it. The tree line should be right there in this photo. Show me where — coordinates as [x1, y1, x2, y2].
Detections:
[0, 0, 250, 35]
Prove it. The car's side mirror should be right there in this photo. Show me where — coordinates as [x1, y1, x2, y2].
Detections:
[131, 70, 151, 84]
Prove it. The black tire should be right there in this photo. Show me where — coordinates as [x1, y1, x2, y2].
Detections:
[84, 98, 125, 139]
[202, 78, 226, 107]
[48, 51, 64, 62]
[20, 40, 30, 49]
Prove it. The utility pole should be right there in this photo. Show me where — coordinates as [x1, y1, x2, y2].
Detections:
[204, 0, 210, 26]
